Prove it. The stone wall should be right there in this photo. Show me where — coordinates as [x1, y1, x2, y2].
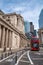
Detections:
[38, 29, 43, 44]
[19, 34, 30, 48]
[12, 32, 20, 49]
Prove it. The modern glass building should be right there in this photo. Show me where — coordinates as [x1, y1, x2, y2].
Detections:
[24, 21, 33, 39]
[33, 30, 37, 36]
[24, 21, 30, 33]
[24, 21, 37, 39]
[39, 9, 43, 29]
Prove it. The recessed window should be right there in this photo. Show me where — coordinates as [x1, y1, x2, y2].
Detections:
[2, 16, 5, 19]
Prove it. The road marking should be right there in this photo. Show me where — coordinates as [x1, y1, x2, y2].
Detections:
[0, 54, 15, 62]
[32, 58, 43, 60]
[19, 59, 30, 63]
[5, 59, 13, 62]
[22, 56, 27, 58]
[35, 52, 41, 55]
[15, 52, 27, 65]
[27, 51, 34, 65]
[35, 52, 43, 55]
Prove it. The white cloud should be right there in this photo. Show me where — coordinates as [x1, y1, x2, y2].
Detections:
[13, 6, 25, 12]
[3, 2, 26, 13]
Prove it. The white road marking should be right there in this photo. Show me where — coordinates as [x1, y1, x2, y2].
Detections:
[27, 51, 34, 65]
[0, 54, 15, 62]
[35, 52, 43, 55]
[32, 58, 43, 60]
[15, 52, 27, 65]
[35, 53, 41, 55]
[5, 59, 13, 62]
[19, 59, 30, 63]
[22, 56, 27, 58]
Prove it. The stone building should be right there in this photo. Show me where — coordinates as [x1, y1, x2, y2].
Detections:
[0, 10, 29, 52]
[30, 22, 34, 33]
[38, 29, 43, 44]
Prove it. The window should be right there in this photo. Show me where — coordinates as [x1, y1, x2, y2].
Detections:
[17, 17, 19, 26]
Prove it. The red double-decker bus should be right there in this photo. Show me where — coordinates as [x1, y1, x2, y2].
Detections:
[30, 36, 39, 51]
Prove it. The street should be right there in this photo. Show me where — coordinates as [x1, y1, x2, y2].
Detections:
[29, 48, 43, 65]
[16, 47, 43, 65]
[0, 48, 43, 65]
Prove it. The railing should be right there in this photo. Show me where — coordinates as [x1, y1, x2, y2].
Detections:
[0, 47, 29, 65]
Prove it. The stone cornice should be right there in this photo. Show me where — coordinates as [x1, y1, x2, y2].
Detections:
[2, 13, 24, 25]
[3, 13, 23, 18]
[4, 12, 17, 16]
[0, 10, 24, 25]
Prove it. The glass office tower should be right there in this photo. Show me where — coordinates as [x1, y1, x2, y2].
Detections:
[39, 9, 43, 28]
[24, 21, 30, 33]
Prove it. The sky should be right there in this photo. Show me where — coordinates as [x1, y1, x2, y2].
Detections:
[0, 0, 43, 30]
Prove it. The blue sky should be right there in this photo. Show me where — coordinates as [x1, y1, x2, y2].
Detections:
[0, 0, 43, 30]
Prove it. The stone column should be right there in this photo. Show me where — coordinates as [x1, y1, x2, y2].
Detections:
[5, 29, 8, 48]
[1, 27, 5, 48]
[10, 32, 12, 48]
[0, 25, 1, 48]
[9, 31, 12, 49]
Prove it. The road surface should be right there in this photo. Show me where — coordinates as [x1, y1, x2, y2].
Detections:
[0, 48, 43, 65]
[29, 48, 43, 65]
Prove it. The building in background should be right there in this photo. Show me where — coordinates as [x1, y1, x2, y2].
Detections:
[38, 9, 43, 44]
[24, 21, 35, 39]
[39, 9, 43, 29]
[33, 30, 37, 36]
[24, 21, 31, 39]
[30, 22, 34, 34]
[24, 21, 30, 33]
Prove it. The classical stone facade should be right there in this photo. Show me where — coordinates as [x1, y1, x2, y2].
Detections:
[38, 29, 43, 44]
[0, 10, 29, 52]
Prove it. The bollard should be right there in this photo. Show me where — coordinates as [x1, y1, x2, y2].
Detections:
[5, 53, 7, 57]
[10, 51, 12, 55]
[15, 53, 17, 63]
[1, 53, 3, 59]
[8, 52, 10, 56]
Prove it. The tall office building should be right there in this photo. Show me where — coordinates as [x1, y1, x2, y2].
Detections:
[33, 30, 37, 36]
[30, 22, 34, 34]
[24, 21, 30, 39]
[24, 21, 30, 33]
[39, 9, 43, 29]
[24, 21, 34, 39]
[24, 22, 34, 34]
